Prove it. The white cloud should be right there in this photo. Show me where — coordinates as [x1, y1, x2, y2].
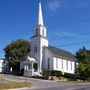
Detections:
[48, 0, 61, 12]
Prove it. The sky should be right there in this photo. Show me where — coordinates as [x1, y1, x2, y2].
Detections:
[0, 0, 90, 58]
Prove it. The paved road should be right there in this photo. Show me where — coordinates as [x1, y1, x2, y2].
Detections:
[3, 74, 90, 90]
[29, 84, 90, 90]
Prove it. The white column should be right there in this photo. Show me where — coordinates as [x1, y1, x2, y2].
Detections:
[31, 63, 34, 76]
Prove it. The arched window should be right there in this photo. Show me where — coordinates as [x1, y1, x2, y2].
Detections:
[35, 47, 37, 53]
[34, 46, 38, 53]
[42, 29, 44, 36]
[48, 58, 50, 69]
[36, 29, 38, 35]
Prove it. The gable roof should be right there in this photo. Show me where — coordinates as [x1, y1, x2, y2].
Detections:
[48, 45, 77, 61]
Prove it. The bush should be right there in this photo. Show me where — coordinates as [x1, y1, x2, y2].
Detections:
[43, 70, 62, 77]
[64, 73, 80, 81]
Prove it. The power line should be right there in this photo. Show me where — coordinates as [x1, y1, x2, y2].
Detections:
[0, 18, 90, 41]
[49, 31, 90, 41]
[0, 18, 90, 48]
[1, 31, 90, 47]
[48, 18, 90, 30]
[57, 40, 90, 47]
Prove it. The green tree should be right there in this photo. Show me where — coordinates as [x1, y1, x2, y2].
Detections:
[4, 39, 30, 73]
[78, 63, 90, 81]
[76, 47, 90, 64]
[76, 47, 90, 81]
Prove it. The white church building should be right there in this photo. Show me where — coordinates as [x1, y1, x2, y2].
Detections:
[20, 2, 78, 77]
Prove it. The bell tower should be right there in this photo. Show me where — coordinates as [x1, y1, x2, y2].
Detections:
[34, 2, 47, 38]
[30, 1, 48, 75]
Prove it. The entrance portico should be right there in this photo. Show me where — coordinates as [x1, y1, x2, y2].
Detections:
[21, 56, 39, 77]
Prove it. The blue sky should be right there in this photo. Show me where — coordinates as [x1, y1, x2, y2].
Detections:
[0, 0, 90, 58]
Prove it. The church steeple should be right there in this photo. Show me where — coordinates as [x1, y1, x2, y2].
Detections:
[33, 1, 47, 37]
[38, 1, 44, 26]
[31, 1, 48, 75]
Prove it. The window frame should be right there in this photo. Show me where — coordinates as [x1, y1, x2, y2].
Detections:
[48, 58, 50, 69]
[36, 29, 38, 35]
[34, 46, 38, 53]
[42, 29, 44, 36]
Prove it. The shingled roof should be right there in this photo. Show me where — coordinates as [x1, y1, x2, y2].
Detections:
[48, 45, 77, 61]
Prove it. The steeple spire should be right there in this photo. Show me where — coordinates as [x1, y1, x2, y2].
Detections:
[38, 1, 44, 26]
[33, 1, 47, 37]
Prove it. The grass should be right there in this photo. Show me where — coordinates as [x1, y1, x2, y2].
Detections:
[0, 74, 3, 80]
[0, 81, 32, 89]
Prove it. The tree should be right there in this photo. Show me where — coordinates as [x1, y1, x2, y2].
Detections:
[76, 47, 90, 81]
[4, 39, 30, 73]
[76, 47, 90, 64]
[78, 63, 90, 81]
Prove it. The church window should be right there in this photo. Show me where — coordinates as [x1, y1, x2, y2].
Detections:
[56, 58, 58, 69]
[42, 29, 44, 36]
[36, 47, 37, 53]
[36, 29, 38, 35]
[48, 58, 50, 69]
[34, 46, 38, 53]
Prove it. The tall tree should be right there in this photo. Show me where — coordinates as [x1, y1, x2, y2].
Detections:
[4, 39, 30, 73]
[4, 39, 30, 61]
[76, 47, 90, 81]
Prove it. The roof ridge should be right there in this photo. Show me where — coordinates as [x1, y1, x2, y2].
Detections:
[49, 45, 73, 55]
[48, 45, 77, 61]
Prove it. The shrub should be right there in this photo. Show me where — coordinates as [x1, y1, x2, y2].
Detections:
[43, 70, 62, 77]
[64, 73, 80, 81]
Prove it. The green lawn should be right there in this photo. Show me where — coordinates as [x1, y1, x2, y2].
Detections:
[0, 81, 32, 89]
